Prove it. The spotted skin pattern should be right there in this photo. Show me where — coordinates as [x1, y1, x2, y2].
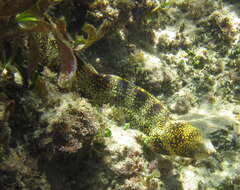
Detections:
[76, 55, 215, 158]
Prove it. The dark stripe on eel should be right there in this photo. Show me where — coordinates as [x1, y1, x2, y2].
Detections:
[92, 74, 112, 92]
[152, 138, 169, 154]
[116, 79, 129, 102]
[132, 88, 149, 109]
[147, 103, 163, 117]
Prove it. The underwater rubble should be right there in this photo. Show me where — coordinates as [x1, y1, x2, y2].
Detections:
[0, 0, 240, 189]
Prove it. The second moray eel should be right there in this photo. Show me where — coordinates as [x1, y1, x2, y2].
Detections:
[76, 54, 216, 159]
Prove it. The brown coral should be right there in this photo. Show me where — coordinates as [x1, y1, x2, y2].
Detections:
[42, 94, 100, 154]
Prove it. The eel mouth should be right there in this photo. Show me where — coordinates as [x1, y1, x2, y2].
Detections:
[194, 139, 216, 159]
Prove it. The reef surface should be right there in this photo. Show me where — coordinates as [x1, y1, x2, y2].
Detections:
[0, 0, 240, 190]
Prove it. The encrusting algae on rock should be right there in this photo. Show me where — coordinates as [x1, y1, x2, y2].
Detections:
[75, 53, 216, 159]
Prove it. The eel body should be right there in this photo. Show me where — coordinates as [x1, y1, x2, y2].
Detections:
[76, 55, 216, 159]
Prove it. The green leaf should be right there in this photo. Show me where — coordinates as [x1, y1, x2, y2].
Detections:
[74, 35, 85, 46]
[123, 123, 130, 130]
[16, 13, 40, 23]
[104, 128, 112, 137]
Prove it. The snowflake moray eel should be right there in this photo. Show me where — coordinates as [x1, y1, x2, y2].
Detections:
[76, 54, 216, 159]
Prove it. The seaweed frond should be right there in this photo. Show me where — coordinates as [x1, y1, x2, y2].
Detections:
[75, 19, 111, 51]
